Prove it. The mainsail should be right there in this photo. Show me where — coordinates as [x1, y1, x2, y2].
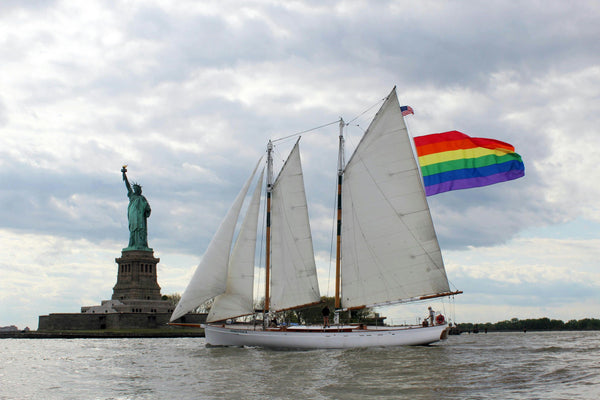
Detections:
[340, 88, 450, 309]
[269, 140, 321, 311]
[170, 159, 262, 322]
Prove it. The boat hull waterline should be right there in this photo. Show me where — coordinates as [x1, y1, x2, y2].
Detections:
[204, 324, 449, 348]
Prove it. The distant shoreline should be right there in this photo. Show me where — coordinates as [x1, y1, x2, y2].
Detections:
[456, 317, 600, 332]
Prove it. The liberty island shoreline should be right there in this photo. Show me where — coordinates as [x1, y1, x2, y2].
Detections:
[0, 328, 204, 339]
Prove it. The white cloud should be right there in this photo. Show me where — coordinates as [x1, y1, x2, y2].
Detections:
[0, 229, 119, 328]
[440, 235, 600, 321]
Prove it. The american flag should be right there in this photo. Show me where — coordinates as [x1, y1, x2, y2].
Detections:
[400, 105, 414, 116]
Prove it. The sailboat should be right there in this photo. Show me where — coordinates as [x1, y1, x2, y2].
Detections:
[170, 87, 461, 348]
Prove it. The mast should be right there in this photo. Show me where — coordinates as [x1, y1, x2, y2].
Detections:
[335, 118, 345, 309]
[265, 140, 273, 313]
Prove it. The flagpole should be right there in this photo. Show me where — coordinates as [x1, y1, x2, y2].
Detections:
[401, 107, 426, 193]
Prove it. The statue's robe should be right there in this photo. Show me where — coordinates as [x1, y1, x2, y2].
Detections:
[126, 192, 151, 250]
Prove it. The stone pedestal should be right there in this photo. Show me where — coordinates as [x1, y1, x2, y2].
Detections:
[112, 250, 161, 301]
[37, 248, 202, 330]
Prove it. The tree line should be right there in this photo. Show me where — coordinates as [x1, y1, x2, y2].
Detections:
[457, 317, 600, 332]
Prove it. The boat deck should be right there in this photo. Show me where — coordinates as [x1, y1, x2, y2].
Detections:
[264, 324, 427, 333]
[266, 325, 360, 333]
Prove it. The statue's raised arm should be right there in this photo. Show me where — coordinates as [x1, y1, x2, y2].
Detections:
[121, 165, 152, 252]
[122, 165, 133, 195]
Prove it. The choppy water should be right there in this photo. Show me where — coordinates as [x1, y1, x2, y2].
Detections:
[1, 331, 599, 399]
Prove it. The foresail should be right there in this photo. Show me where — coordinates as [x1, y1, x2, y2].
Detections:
[341, 88, 450, 309]
[270, 139, 321, 311]
[170, 158, 262, 322]
[208, 168, 264, 322]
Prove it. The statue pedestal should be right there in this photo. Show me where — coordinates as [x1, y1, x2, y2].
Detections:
[112, 250, 162, 301]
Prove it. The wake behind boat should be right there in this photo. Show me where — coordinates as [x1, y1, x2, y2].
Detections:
[170, 87, 461, 348]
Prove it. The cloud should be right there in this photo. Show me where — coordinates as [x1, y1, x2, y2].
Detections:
[0, 229, 118, 327]
[443, 235, 600, 319]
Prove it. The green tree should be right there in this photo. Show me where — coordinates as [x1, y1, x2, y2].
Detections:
[161, 293, 212, 314]
[162, 293, 181, 307]
[457, 317, 600, 332]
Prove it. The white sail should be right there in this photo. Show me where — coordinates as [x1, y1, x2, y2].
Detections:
[269, 139, 320, 311]
[207, 168, 264, 322]
[340, 88, 450, 309]
[170, 159, 262, 322]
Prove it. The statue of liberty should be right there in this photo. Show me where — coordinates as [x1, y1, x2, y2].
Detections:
[121, 166, 152, 251]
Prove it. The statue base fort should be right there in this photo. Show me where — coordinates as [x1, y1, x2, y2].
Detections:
[38, 249, 205, 331]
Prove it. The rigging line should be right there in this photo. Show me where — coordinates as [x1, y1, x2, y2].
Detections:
[447, 277, 460, 292]
[272, 94, 385, 143]
[271, 96, 384, 144]
[341, 124, 364, 161]
[345, 96, 386, 125]
[451, 296, 457, 325]
[271, 146, 286, 165]
[271, 120, 340, 143]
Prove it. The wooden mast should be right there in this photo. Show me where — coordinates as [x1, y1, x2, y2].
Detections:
[335, 119, 345, 309]
[265, 140, 273, 313]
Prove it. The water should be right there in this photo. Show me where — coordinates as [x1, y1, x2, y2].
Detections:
[1, 331, 599, 399]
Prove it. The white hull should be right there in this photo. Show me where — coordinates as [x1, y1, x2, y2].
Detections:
[204, 324, 449, 349]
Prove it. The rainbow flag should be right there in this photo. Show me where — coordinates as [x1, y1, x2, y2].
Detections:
[414, 130, 525, 196]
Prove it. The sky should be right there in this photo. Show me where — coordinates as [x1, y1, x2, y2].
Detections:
[1, 0, 599, 330]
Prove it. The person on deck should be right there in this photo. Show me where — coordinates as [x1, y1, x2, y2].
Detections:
[428, 306, 436, 325]
[322, 306, 330, 328]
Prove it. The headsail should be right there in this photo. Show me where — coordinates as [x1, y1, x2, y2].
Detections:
[170, 158, 262, 322]
[207, 168, 264, 322]
[269, 139, 321, 311]
[340, 87, 450, 309]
